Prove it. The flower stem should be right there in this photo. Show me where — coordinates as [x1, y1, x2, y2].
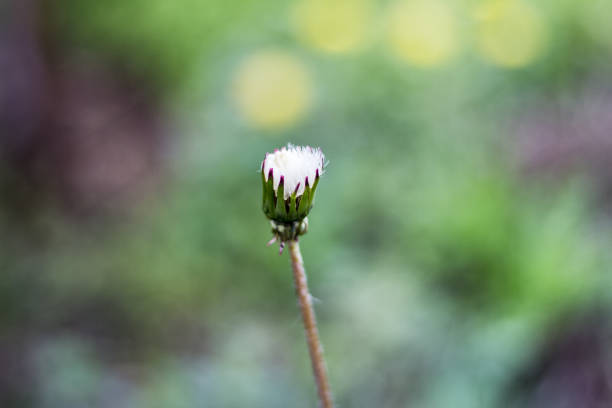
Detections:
[288, 240, 334, 408]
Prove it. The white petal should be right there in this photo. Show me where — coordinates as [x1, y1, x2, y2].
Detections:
[262, 144, 324, 199]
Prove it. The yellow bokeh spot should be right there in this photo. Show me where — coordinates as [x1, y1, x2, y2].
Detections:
[292, 0, 371, 54]
[474, 0, 546, 68]
[386, 0, 461, 67]
[233, 51, 313, 131]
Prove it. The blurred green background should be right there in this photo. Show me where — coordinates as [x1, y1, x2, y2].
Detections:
[2, 0, 612, 406]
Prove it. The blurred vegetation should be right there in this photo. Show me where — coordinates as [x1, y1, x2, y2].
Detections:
[2, 0, 612, 407]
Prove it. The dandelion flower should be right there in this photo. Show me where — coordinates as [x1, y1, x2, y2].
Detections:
[261, 144, 324, 228]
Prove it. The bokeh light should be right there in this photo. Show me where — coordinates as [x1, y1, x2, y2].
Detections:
[386, 0, 461, 67]
[292, 0, 372, 54]
[232, 50, 313, 130]
[474, 0, 546, 68]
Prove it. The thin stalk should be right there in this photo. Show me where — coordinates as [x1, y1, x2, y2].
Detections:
[288, 240, 334, 408]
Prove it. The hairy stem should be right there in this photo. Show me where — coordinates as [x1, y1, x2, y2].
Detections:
[288, 240, 334, 408]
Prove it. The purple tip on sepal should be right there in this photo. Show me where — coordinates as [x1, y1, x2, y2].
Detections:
[305, 176, 310, 187]
[279, 175, 284, 186]
[315, 169, 320, 179]
[294, 182, 301, 194]
[267, 168, 273, 181]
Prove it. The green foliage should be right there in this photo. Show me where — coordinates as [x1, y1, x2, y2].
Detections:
[4, 0, 612, 407]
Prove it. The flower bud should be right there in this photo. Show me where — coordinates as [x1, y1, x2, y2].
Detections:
[261, 144, 324, 246]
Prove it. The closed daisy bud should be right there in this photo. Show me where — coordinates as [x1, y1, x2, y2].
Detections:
[261, 144, 325, 249]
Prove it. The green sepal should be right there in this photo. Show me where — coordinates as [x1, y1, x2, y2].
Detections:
[262, 170, 276, 218]
[274, 177, 287, 219]
[310, 173, 320, 206]
[288, 190, 298, 220]
[311, 175, 319, 195]
[297, 182, 311, 219]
